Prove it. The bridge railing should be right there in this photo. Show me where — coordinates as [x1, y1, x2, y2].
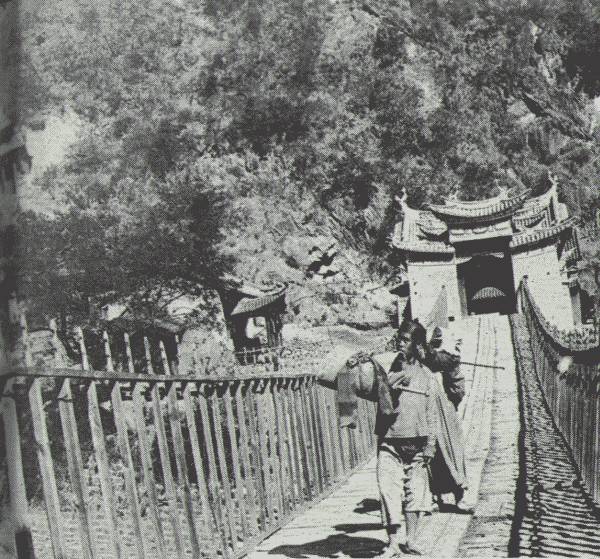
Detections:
[518, 278, 600, 505]
[1, 317, 376, 559]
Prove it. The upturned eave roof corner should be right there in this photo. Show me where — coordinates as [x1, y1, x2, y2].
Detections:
[391, 203, 454, 255]
[510, 215, 580, 250]
[427, 190, 531, 223]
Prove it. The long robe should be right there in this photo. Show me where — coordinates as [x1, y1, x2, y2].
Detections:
[429, 385, 468, 494]
[426, 350, 468, 493]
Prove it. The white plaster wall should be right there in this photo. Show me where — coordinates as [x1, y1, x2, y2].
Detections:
[407, 259, 460, 322]
[512, 244, 574, 328]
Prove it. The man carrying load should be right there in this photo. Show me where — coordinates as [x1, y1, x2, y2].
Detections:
[374, 319, 444, 556]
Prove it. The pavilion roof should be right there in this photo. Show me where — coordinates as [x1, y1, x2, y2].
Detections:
[230, 289, 286, 316]
[427, 190, 530, 223]
[393, 185, 581, 260]
[512, 184, 557, 231]
[510, 216, 579, 250]
[391, 207, 454, 255]
[449, 220, 513, 244]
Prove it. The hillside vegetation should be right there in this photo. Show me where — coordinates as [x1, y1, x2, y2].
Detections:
[16, 0, 600, 330]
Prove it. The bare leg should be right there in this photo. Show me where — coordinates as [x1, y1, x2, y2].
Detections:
[403, 512, 422, 555]
[379, 525, 402, 557]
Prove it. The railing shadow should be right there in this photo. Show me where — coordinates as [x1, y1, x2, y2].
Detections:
[268, 533, 385, 558]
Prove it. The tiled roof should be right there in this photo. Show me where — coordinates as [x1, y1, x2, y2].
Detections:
[427, 191, 530, 223]
[449, 219, 513, 243]
[231, 290, 286, 316]
[392, 208, 454, 254]
[510, 216, 579, 249]
[417, 211, 447, 237]
[512, 184, 556, 231]
[512, 211, 551, 231]
[514, 184, 555, 219]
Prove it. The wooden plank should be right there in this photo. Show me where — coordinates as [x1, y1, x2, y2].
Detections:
[270, 379, 287, 520]
[280, 380, 304, 505]
[303, 380, 324, 494]
[197, 382, 235, 554]
[175, 333, 226, 553]
[222, 381, 249, 539]
[58, 377, 96, 559]
[314, 386, 335, 486]
[325, 392, 343, 480]
[322, 385, 340, 485]
[159, 340, 201, 558]
[79, 328, 121, 559]
[262, 380, 283, 522]
[26, 318, 66, 559]
[123, 333, 166, 559]
[233, 380, 260, 536]
[271, 379, 291, 518]
[183, 381, 227, 558]
[52, 321, 95, 559]
[105, 332, 146, 559]
[308, 379, 329, 489]
[210, 382, 240, 547]
[322, 394, 338, 483]
[244, 381, 269, 529]
[296, 379, 316, 499]
[2, 378, 34, 558]
[592, 390, 600, 503]
[144, 337, 185, 559]
[586, 380, 595, 496]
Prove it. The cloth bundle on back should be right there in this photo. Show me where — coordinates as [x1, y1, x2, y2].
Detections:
[318, 348, 397, 428]
[317, 326, 468, 498]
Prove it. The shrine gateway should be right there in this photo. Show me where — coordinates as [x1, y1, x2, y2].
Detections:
[393, 182, 581, 328]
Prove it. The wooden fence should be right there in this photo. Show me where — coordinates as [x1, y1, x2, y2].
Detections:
[1, 317, 376, 559]
[519, 278, 600, 505]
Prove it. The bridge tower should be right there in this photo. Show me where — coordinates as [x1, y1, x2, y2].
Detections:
[392, 183, 581, 327]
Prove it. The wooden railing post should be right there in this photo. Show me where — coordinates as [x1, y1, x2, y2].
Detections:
[124, 332, 166, 559]
[25, 314, 66, 559]
[2, 364, 34, 558]
[79, 327, 122, 559]
[105, 331, 146, 559]
[52, 320, 95, 559]
[144, 336, 185, 559]
[1, 301, 34, 559]
[159, 339, 201, 558]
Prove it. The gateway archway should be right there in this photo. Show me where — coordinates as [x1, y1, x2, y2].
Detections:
[458, 254, 517, 315]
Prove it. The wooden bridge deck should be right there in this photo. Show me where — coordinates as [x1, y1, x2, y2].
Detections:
[248, 315, 521, 558]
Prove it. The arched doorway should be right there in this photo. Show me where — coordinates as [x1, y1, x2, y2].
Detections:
[457, 254, 516, 315]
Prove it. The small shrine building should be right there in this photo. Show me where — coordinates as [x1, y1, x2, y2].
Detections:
[393, 183, 581, 328]
[218, 279, 287, 363]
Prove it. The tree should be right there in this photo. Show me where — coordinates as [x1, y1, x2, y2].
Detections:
[18, 0, 600, 325]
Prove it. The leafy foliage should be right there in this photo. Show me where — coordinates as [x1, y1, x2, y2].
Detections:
[17, 0, 600, 322]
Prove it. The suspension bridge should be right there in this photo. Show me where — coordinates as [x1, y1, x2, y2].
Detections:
[1, 278, 600, 559]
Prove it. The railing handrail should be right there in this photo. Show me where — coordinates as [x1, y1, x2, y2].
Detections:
[2, 311, 377, 559]
[517, 279, 600, 507]
[519, 277, 599, 354]
[1, 365, 319, 384]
